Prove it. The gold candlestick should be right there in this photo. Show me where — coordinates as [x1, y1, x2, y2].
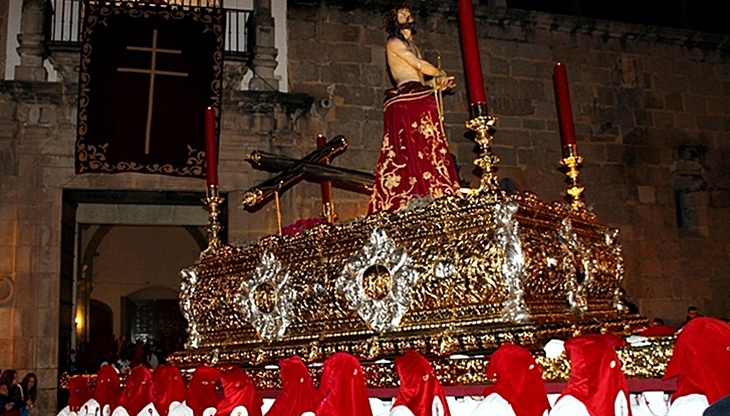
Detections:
[560, 144, 585, 210]
[466, 102, 500, 192]
[201, 184, 225, 258]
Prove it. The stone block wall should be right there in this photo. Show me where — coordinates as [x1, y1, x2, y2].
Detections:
[0, 79, 310, 413]
[287, 4, 730, 325]
[0, 0, 8, 77]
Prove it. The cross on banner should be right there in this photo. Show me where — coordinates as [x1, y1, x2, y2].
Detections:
[76, 1, 224, 178]
[118, 29, 189, 155]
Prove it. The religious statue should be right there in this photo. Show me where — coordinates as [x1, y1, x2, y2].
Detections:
[367, 6, 462, 213]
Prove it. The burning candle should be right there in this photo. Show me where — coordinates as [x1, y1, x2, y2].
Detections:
[553, 63, 577, 150]
[457, 0, 487, 106]
[204, 106, 218, 187]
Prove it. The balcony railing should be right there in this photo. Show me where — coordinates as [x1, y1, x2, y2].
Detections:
[44, 0, 253, 58]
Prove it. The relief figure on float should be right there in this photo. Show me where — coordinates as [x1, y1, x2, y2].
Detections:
[367, 6, 462, 213]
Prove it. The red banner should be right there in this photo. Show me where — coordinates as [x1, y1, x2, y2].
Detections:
[76, 1, 224, 177]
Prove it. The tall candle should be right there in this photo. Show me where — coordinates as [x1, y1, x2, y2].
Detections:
[457, 0, 486, 105]
[316, 134, 332, 205]
[205, 106, 218, 187]
[553, 63, 577, 149]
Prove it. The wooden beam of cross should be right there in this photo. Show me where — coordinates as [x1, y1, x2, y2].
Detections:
[241, 135, 350, 209]
[246, 151, 374, 194]
[118, 29, 189, 154]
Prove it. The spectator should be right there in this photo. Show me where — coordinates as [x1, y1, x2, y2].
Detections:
[145, 340, 159, 369]
[0, 371, 23, 415]
[618, 288, 640, 314]
[640, 317, 676, 337]
[680, 306, 702, 329]
[0, 372, 23, 416]
[704, 395, 730, 416]
[68, 350, 81, 375]
[0, 381, 21, 416]
[19, 374, 36, 412]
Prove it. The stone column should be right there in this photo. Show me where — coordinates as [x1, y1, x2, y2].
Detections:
[248, 0, 279, 91]
[15, 0, 48, 81]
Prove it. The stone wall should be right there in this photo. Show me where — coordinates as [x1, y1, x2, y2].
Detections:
[286, 3, 730, 324]
[0, 0, 8, 77]
[0, 78, 311, 413]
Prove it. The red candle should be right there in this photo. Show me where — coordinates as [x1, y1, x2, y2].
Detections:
[553, 63, 577, 148]
[457, 0, 487, 105]
[316, 134, 332, 204]
[204, 106, 218, 187]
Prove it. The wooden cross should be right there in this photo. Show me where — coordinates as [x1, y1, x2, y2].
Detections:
[118, 29, 189, 154]
[242, 135, 375, 218]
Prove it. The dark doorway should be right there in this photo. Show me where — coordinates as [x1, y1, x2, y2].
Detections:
[58, 189, 228, 410]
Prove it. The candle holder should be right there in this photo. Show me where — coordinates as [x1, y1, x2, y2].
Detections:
[466, 102, 500, 192]
[560, 144, 586, 210]
[201, 184, 225, 258]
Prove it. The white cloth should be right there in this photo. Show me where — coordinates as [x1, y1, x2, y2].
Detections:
[666, 394, 709, 416]
[446, 397, 478, 415]
[388, 396, 446, 416]
[57, 399, 101, 416]
[168, 402, 193, 416]
[631, 392, 669, 416]
[228, 406, 248, 416]
[370, 398, 391, 416]
[261, 399, 275, 416]
[469, 393, 549, 416]
[550, 392, 629, 416]
[137, 403, 160, 416]
[111, 406, 130, 416]
[544, 340, 565, 359]
[469, 393, 516, 416]
[388, 406, 415, 416]
[550, 395, 590, 416]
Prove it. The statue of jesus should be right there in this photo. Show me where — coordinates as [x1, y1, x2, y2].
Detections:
[367, 6, 462, 213]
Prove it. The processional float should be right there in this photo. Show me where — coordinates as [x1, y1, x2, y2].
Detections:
[168, 0, 669, 390]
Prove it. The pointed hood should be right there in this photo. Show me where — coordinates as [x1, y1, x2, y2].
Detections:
[68, 375, 94, 412]
[187, 366, 221, 416]
[215, 366, 262, 416]
[266, 356, 322, 416]
[153, 364, 187, 416]
[120, 366, 155, 416]
[559, 334, 630, 416]
[392, 351, 450, 416]
[316, 353, 372, 416]
[483, 344, 550, 416]
[664, 317, 730, 404]
[94, 364, 121, 412]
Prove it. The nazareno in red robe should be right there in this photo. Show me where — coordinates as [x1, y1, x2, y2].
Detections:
[368, 82, 461, 213]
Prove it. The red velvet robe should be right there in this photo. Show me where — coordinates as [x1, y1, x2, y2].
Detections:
[368, 83, 460, 213]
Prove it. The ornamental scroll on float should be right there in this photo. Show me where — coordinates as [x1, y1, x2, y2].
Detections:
[171, 190, 648, 369]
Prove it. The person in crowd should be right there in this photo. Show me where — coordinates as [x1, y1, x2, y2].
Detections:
[0, 382, 21, 416]
[145, 340, 159, 369]
[68, 350, 81, 375]
[0, 371, 24, 416]
[19, 374, 35, 412]
[680, 306, 702, 329]
[550, 334, 630, 416]
[663, 317, 730, 416]
[617, 288, 639, 314]
[640, 317, 676, 337]
[704, 395, 730, 416]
